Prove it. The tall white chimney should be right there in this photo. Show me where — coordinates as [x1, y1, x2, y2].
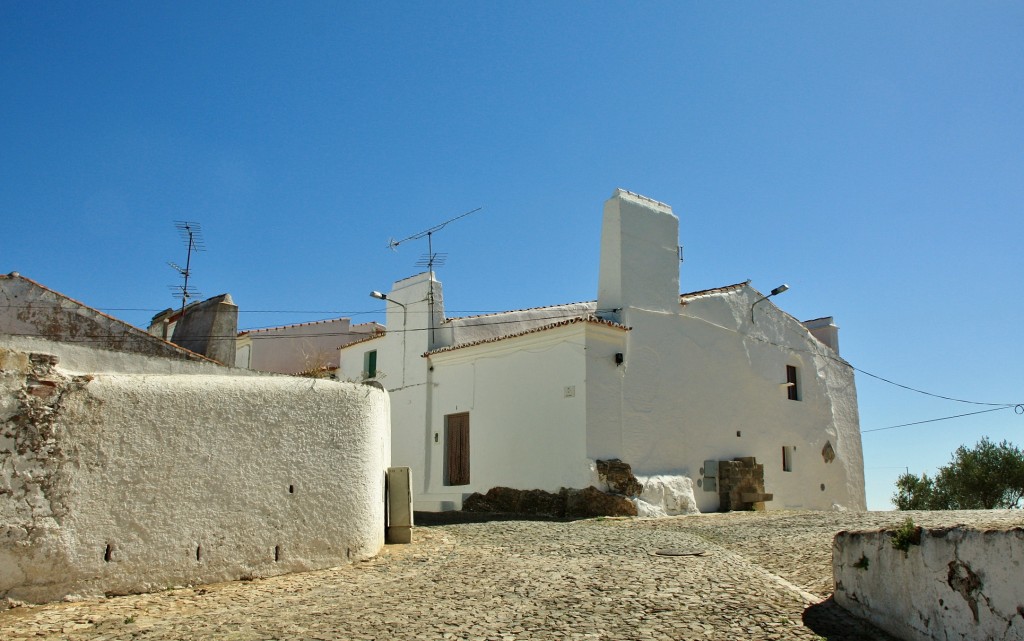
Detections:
[597, 189, 680, 322]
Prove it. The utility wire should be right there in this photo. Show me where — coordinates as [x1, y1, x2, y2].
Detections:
[851, 366, 1012, 407]
[5, 305, 1022, 420]
[862, 406, 1017, 434]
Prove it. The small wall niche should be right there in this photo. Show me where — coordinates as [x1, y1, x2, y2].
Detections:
[274, 545, 281, 562]
[196, 545, 202, 561]
[288, 484, 295, 494]
[103, 543, 113, 563]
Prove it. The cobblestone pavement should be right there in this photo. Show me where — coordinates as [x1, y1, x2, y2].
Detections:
[2, 510, 1021, 640]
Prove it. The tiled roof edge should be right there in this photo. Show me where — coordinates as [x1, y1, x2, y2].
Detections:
[444, 300, 596, 323]
[424, 315, 629, 357]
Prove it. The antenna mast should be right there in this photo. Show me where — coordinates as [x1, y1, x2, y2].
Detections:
[168, 221, 205, 318]
[387, 207, 483, 345]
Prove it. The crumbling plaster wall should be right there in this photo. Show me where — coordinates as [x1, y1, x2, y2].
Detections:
[0, 273, 204, 362]
[1, 344, 389, 605]
[834, 526, 1024, 641]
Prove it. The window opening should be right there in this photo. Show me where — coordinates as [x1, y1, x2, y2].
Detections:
[786, 365, 800, 401]
[364, 350, 377, 379]
[782, 446, 795, 472]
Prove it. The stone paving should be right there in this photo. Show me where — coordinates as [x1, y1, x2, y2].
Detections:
[2, 509, 1021, 640]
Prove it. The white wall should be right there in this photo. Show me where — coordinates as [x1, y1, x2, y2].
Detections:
[340, 272, 441, 508]
[340, 190, 865, 514]
[597, 189, 680, 317]
[424, 324, 593, 508]
[238, 319, 382, 375]
[605, 286, 866, 512]
[834, 526, 1024, 640]
[1, 342, 389, 604]
[595, 189, 864, 512]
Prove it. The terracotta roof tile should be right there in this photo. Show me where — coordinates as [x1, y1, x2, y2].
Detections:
[238, 317, 382, 336]
[679, 280, 751, 302]
[424, 315, 629, 356]
[444, 301, 596, 323]
[337, 331, 386, 351]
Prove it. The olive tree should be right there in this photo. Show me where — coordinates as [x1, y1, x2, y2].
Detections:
[893, 437, 1024, 510]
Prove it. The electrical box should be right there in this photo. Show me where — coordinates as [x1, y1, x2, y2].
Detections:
[386, 466, 413, 544]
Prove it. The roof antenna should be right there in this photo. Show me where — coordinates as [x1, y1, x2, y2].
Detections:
[387, 207, 483, 273]
[386, 207, 483, 346]
[168, 221, 205, 319]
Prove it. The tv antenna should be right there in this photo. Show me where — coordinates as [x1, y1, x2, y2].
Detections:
[386, 207, 482, 346]
[168, 221, 205, 317]
[387, 207, 482, 273]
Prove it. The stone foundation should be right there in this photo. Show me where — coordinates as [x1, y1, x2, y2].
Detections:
[462, 486, 637, 517]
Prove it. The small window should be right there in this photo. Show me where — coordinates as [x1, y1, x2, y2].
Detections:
[782, 446, 794, 472]
[786, 365, 799, 401]
[363, 350, 377, 379]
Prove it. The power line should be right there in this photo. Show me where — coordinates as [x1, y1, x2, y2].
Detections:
[862, 406, 1018, 434]
[5, 304, 1021, 417]
[851, 366, 1012, 407]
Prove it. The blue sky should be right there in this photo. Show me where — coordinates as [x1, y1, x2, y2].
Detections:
[2, 2, 1022, 510]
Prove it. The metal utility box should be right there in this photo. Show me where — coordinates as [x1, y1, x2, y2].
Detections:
[386, 466, 413, 544]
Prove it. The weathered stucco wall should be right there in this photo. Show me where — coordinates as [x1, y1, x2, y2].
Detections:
[170, 293, 238, 366]
[834, 525, 1024, 641]
[1, 344, 389, 605]
[598, 285, 865, 513]
[0, 273, 206, 362]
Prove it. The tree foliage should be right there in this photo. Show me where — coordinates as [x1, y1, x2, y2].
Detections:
[893, 437, 1024, 510]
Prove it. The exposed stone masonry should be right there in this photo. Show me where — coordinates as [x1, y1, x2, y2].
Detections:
[718, 457, 773, 511]
[462, 485, 637, 517]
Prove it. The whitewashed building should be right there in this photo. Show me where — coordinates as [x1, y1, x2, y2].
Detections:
[235, 317, 383, 375]
[339, 189, 866, 513]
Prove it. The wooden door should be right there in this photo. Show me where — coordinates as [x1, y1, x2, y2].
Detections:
[445, 412, 470, 486]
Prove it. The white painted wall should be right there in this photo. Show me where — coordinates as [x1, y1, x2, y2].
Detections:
[340, 272, 441, 507]
[597, 189, 680, 317]
[600, 286, 865, 512]
[1, 342, 389, 604]
[424, 324, 593, 508]
[237, 319, 382, 375]
[590, 188, 864, 512]
[834, 526, 1024, 641]
[339, 189, 865, 513]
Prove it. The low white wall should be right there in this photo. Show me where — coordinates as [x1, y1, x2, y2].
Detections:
[834, 525, 1024, 641]
[1, 344, 389, 605]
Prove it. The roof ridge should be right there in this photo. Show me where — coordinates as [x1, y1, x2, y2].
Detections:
[426, 314, 629, 356]
[680, 280, 751, 300]
[445, 300, 596, 322]
[239, 316, 353, 335]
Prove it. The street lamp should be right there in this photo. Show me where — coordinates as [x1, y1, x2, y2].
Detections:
[369, 291, 407, 387]
[750, 284, 790, 323]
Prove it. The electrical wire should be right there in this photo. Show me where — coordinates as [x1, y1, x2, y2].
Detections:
[4, 303, 1022, 425]
[850, 366, 1012, 407]
[861, 406, 1016, 434]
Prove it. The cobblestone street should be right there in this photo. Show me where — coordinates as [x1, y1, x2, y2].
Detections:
[3, 510, 1021, 641]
